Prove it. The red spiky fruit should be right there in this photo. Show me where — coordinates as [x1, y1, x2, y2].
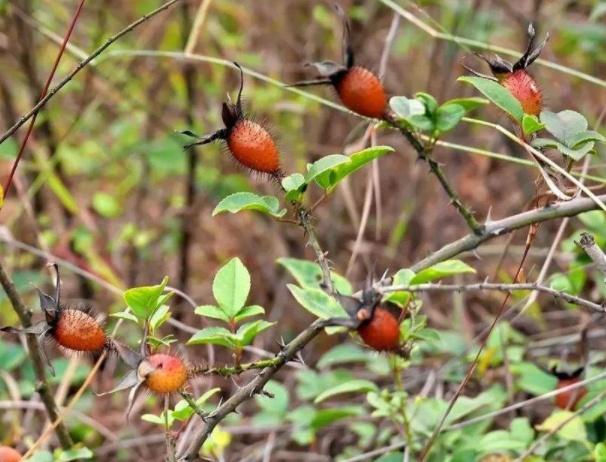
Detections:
[336, 66, 387, 118]
[0, 446, 22, 462]
[144, 354, 188, 394]
[226, 120, 280, 174]
[357, 306, 400, 351]
[555, 377, 587, 410]
[499, 70, 542, 116]
[53, 309, 106, 352]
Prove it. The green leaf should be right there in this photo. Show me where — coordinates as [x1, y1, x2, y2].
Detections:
[58, 448, 93, 461]
[476, 430, 528, 454]
[171, 387, 220, 420]
[411, 260, 476, 284]
[314, 146, 394, 190]
[310, 406, 363, 429]
[282, 173, 305, 192]
[141, 414, 165, 425]
[234, 305, 265, 323]
[123, 276, 169, 321]
[317, 344, 371, 368]
[235, 320, 275, 346]
[458, 76, 524, 122]
[314, 379, 378, 403]
[305, 154, 349, 183]
[407, 114, 434, 132]
[281, 173, 306, 202]
[92, 192, 122, 218]
[24, 451, 53, 462]
[110, 311, 139, 324]
[510, 362, 557, 395]
[149, 304, 170, 331]
[415, 92, 439, 114]
[212, 192, 286, 218]
[537, 410, 587, 442]
[213, 257, 251, 319]
[435, 103, 465, 134]
[595, 442, 606, 462]
[256, 380, 289, 416]
[522, 114, 545, 136]
[442, 97, 489, 111]
[278, 257, 352, 295]
[534, 137, 595, 160]
[384, 268, 415, 307]
[569, 130, 606, 148]
[540, 110, 588, 146]
[194, 305, 231, 323]
[389, 96, 425, 118]
[287, 284, 347, 319]
[187, 326, 236, 348]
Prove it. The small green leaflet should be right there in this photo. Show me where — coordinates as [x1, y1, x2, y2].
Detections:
[458, 76, 524, 123]
[212, 192, 286, 218]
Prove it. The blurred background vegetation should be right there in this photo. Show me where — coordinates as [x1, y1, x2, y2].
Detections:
[1, 0, 606, 461]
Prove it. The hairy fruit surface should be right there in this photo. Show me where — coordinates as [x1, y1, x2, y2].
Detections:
[500, 70, 542, 116]
[53, 309, 106, 352]
[357, 306, 400, 351]
[143, 354, 188, 394]
[227, 120, 281, 174]
[336, 66, 386, 118]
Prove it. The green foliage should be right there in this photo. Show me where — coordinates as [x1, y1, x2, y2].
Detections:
[533, 110, 605, 160]
[390, 93, 486, 136]
[458, 75, 524, 122]
[537, 410, 587, 442]
[313, 146, 394, 191]
[287, 284, 348, 319]
[189, 258, 274, 349]
[142, 388, 220, 428]
[411, 259, 476, 284]
[212, 192, 286, 218]
[314, 379, 378, 404]
[522, 114, 545, 137]
[121, 276, 171, 322]
[278, 257, 352, 294]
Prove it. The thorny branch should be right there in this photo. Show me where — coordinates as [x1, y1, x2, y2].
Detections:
[383, 112, 483, 234]
[179, 317, 348, 460]
[0, 259, 73, 449]
[411, 192, 606, 272]
[295, 204, 336, 295]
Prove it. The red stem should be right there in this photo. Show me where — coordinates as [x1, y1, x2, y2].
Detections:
[2, 0, 87, 204]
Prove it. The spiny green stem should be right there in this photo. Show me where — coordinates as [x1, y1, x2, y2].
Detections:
[189, 358, 277, 377]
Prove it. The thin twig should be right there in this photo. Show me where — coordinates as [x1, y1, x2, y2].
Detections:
[0, 259, 72, 448]
[2, 0, 86, 203]
[379, 282, 605, 313]
[378, 0, 606, 89]
[295, 205, 335, 295]
[0, 0, 182, 148]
